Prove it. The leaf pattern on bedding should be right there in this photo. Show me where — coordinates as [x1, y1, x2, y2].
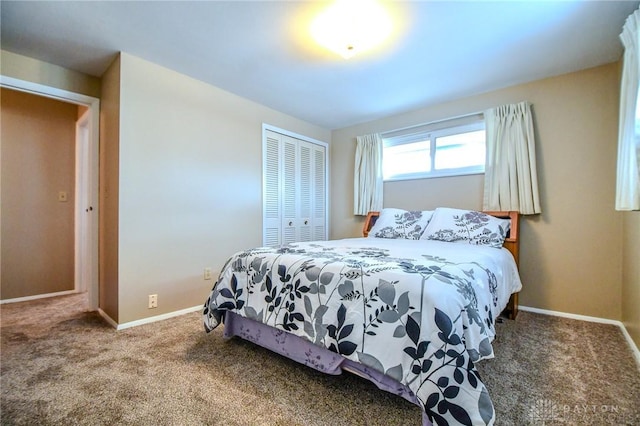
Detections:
[373, 210, 428, 240]
[203, 241, 507, 426]
[427, 211, 507, 248]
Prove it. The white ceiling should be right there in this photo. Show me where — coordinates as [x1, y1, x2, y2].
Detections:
[1, 1, 638, 129]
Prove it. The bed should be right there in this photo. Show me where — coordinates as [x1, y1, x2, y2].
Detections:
[203, 207, 522, 426]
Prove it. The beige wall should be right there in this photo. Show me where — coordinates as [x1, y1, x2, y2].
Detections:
[1, 50, 101, 98]
[1, 88, 78, 299]
[113, 53, 331, 323]
[3, 50, 634, 342]
[99, 55, 121, 321]
[331, 63, 624, 321]
[622, 211, 640, 347]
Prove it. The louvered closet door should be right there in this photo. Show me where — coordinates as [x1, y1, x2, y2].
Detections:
[311, 143, 326, 241]
[281, 136, 299, 244]
[263, 129, 327, 246]
[263, 131, 282, 247]
[298, 141, 313, 242]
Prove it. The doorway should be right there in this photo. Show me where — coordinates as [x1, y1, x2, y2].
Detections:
[0, 76, 100, 311]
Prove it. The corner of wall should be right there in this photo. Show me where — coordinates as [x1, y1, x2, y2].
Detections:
[622, 211, 640, 349]
[98, 54, 121, 323]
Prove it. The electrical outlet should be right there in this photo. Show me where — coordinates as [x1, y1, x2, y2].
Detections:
[148, 294, 158, 309]
[204, 267, 212, 280]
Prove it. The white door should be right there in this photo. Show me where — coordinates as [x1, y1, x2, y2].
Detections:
[298, 141, 313, 242]
[263, 127, 328, 246]
[312, 143, 327, 241]
[281, 135, 299, 244]
[263, 131, 282, 247]
[75, 110, 92, 294]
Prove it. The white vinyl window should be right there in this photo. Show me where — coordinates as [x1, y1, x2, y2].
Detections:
[382, 120, 486, 181]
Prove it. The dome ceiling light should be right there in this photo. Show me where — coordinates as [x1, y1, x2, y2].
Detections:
[310, 0, 394, 59]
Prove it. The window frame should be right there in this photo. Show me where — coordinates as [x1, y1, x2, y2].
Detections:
[382, 119, 486, 182]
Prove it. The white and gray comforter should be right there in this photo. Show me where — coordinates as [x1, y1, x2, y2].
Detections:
[203, 237, 522, 426]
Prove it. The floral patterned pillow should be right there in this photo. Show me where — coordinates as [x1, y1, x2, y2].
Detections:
[368, 208, 433, 240]
[420, 208, 510, 248]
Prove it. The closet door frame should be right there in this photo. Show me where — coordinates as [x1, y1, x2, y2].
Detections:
[262, 124, 329, 245]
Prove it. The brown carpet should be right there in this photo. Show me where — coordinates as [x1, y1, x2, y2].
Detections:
[1, 293, 639, 425]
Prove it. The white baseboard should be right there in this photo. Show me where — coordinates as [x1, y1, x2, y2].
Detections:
[97, 305, 203, 331]
[97, 308, 118, 328]
[0, 290, 77, 305]
[520, 305, 640, 369]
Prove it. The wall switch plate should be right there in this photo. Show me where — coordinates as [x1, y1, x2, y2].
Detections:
[58, 191, 68, 202]
[204, 267, 212, 280]
[148, 294, 158, 309]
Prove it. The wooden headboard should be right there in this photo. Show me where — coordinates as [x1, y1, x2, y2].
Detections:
[362, 210, 521, 319]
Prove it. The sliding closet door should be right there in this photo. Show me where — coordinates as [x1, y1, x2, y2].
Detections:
[263, 128, 327, 246]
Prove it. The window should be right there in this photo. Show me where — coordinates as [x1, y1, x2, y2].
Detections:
[382, 120, 485, 181]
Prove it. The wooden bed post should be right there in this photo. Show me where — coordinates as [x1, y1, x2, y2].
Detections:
[483, 210, 520, 320]
[362, 211, 380, 237]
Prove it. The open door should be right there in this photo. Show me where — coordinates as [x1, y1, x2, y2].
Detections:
[1, 75, 100, 310]
[75, 109, 93, 298]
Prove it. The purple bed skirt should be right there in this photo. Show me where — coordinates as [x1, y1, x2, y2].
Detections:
[223, 311, 432, 426]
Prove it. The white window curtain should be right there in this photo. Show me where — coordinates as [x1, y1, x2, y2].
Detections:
[353, 133, 383, 215]
[616, 7, 640, 211]
[483, 101, 541, 215]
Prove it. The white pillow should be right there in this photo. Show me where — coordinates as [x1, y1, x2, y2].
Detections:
[368, 208, 433, 240]
[420, 207, 510, 248]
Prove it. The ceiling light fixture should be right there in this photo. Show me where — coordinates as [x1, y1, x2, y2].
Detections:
[310, 0, 393, 59]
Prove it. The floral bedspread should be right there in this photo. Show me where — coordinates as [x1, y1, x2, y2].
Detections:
[203, 238, 521, 426]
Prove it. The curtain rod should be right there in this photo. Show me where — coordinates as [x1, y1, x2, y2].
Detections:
[380, 110, 485, 137]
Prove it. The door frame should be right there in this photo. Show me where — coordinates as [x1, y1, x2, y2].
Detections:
[0, 75, 100, 311]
